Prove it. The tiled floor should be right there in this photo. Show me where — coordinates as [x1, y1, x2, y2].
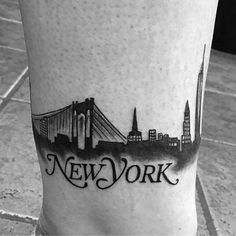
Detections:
[0, 1, 236, 235]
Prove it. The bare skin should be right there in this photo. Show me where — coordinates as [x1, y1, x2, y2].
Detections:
[19, 0, 218, 235]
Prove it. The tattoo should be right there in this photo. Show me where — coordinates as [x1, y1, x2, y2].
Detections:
[45, 154, 178, 189]
[32, 45, 206, 189]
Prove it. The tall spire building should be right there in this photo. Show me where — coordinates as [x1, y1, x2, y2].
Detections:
[195, 45, 206, 142]
[127, 108, 142, 142]
[181, 100, 192, 151]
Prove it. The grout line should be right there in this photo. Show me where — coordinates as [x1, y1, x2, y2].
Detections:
[0, 67, 28, 112]
[210, 61, 236, 70]
[0, 45, 25, 53]
[9, 97, 30, 104]
[196, 174, 218, 236]
[0, 95, 30, 104]
[202, 137, 236, 148]
[205, 88, 236, 98]
[1, 0, 20, 7]
[2, 67, 28, 98]
[0, 209, 38, 226]
[0, 16, 22, 24]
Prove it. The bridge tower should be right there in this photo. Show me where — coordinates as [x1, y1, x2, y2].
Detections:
[85, 98, 94, 151]
[71, 98, 94, 151]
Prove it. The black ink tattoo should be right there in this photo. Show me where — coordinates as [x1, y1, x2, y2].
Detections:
[32, 45, 206, 188]
[45, 154, 179, 189]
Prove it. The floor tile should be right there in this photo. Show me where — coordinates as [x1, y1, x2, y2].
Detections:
[207, 64, 236, 95]
[0, 218, 34, 236]
[206, 63, 236, 95]
[202, 91, 236, 144]
[206, 50, 236, 95]
[210, 50, 236, 70]
[198, 140, 236, 236]
[0, 48, 27, 96]
[0, 102, 42, 217]
[0, 18, 25, 50]
[13, 77, 30, 101]
[0, 0, 21, 22]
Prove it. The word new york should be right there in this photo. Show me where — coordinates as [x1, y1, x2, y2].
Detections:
[45, 154, 179, 190]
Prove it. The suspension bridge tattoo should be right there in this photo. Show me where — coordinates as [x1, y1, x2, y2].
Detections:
[32, 46, 206, 190]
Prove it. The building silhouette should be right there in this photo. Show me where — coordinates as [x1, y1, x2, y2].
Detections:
[32, 45, 206, 162]
[181, 100, 192, 151]
[148, 129, 157, 142]
[195, 45, 205, 143]
[127, 108, 142, 142]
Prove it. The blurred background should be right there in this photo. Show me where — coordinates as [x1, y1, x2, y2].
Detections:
[213, 0, 236, 54]
[0, 0, 235, 235]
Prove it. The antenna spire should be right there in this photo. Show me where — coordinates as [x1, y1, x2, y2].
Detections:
[201, 44, 206, 71]
[132, 108, 138, 131]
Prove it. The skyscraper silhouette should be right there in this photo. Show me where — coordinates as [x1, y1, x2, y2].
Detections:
[149, 129, 157, 142]
[181, 100, 191, 151]
[195, 45, 205, 142]
[127, 108, 142, 142]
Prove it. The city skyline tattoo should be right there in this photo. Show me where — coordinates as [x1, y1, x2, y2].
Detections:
[32, 46, 205, 173]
